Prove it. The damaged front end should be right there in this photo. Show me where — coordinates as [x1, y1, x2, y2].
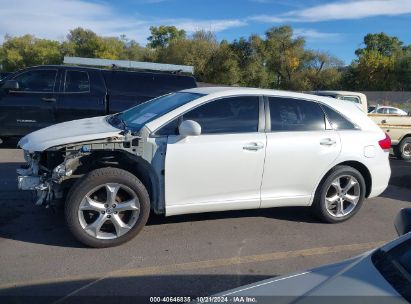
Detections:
[17, 149, 83, 207]
[16, 130, 147, 208]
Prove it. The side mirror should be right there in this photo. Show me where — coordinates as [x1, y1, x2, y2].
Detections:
[394, 208, 411, 236]
[3, 80, 19, 91]
[179, 120, 201, 137]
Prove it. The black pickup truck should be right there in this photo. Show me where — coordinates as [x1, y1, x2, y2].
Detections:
[0, 65, 197, 140]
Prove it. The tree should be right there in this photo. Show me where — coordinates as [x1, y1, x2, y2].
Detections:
[355, 33, 404, 57]
[0, 34, 62, 71]
[229, 36, 270, 88]
[203, 41, 240, 85]
[302, 51, 344, 90]
[395, 54, 411, 90]
[63, 27, 104, 58]
[154, 30, 218, 82]
[147, 26, 186, 49]
[344, 32, 410, 90]
[263, 26, 307, 89]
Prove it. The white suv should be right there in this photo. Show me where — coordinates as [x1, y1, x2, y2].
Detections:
[17, 87, 391, 247]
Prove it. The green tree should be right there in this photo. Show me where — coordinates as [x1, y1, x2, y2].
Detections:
[355, 33, 404, 57]
[0, 34, 62, 71]
[302, 51, 344, 90]
[203, 41, 240, 85]
[154, 30, 218, 82]
[263, 26, 307, 89]
[229, 36, 270, 88]
[395, 54, 411, 90]
[344, 32, 410, 90]
[147, 26, 186, 49]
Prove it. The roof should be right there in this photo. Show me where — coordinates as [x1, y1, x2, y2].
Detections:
[182, 86, 346, 103]
[11, 65, 196, 77]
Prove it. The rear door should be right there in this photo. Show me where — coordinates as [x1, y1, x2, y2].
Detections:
[0, 68, 58, 136]
[55, 69, 106, 123]
[260, 96, 341, 208]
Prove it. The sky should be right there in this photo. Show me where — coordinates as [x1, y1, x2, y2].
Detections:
[0, 0, 410, 64]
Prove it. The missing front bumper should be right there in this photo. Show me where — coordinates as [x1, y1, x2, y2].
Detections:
[17, 175, 42, 190]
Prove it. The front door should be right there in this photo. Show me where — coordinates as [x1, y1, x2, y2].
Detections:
[0, 69, 58, 136]
[163, 96, 266, 216]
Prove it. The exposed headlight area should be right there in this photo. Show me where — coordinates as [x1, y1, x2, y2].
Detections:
[17, 150, 68, 207]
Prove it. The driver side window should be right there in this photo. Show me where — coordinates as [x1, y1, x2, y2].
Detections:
[156, 96, 260, 136]
[13, 69, 57, 92]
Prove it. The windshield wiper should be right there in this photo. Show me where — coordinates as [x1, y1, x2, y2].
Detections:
[108, 114, 127, 130]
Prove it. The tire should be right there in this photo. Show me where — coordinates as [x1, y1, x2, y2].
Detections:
[65, 167, 150, 248]
[312, 166, 366, 223]
[394, 137, 411, 161]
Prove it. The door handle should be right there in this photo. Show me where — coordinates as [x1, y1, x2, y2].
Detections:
[243, 142, 264, 151]
[320, 138, 337, 146]
[381, 119, 387, 124]
[41, 97, 56, 102]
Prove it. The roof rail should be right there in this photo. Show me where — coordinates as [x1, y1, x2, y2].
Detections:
[63, 56, 194, 74]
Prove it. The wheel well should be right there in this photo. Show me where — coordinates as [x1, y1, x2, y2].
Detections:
[72, 151, 159, 209]
[334, 161, 372, 198]
[399, 134, 411, 144]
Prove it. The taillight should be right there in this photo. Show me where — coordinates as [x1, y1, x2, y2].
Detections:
[378, 133, 391, 151]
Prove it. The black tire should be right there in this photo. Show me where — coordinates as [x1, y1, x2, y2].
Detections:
[65, 167, 150, 248]
[312, 166, 366, 223]
[394, 137, 411, 161]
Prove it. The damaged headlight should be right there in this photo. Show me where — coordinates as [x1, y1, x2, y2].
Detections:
[53, 164, 73, 178]
[52, 156, 80, 180]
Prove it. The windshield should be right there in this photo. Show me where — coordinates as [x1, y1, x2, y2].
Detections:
[117, 92, 204, 130]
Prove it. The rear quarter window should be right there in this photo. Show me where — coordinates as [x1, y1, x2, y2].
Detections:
[322, 105, 359, 130]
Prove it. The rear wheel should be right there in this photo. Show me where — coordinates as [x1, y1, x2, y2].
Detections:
[394, 137, 411, 161]
[65, 167, 150, 248]
[312, 166, 366, 223]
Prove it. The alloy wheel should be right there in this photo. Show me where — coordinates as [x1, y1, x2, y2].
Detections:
[325, 175, 360, 218]
[77, 183, 140, 239]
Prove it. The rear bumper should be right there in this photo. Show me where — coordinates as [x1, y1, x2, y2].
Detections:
[368, 157, 391, 198]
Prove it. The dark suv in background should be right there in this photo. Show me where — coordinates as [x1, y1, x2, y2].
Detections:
[0, 65, 197, 140]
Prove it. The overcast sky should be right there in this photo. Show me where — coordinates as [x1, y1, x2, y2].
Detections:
[0, 0, 410, 63]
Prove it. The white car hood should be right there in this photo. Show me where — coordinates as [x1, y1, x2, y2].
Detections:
[18, 116, 122, 152]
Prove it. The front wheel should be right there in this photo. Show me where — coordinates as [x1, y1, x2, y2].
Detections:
[312, 166, 366, 223]
[65, 167, 150, 248]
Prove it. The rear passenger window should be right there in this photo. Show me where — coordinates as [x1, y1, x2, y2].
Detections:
[64, 71, 90, 93]
[269, 97, 325, 131]
[322, 105, 358, 130]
